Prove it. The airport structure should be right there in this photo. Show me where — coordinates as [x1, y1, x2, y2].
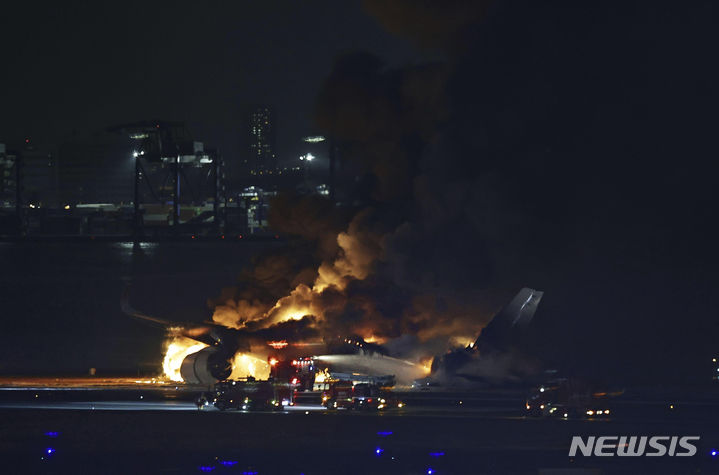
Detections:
[109, 120, 226, 237]
[1, 117, 336, 237]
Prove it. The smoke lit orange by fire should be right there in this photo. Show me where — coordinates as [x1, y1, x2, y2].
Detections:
[420, 357, 433, 375]
[159, 218, 474, 382]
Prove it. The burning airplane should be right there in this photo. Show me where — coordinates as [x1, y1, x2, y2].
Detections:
[122, 285, 544, 387]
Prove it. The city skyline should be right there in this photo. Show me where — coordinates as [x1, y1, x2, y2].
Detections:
[0, 1, 425, 166]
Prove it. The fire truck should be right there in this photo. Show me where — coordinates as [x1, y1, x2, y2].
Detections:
[322, 381, 403, 411]
[525, 379, 620, 418]
[198, 377, 293, 411]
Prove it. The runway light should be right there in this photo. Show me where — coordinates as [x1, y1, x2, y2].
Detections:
[711, 449, 717, 457]
[219, 461, 238, 466]
[429, 452, 445, 457]
[377, 431, 393, 436]
[198, 466, 215, 472]
[375, 447, 384, 456]
[45, 432, 59, 437]
[46, 448, 55, 455]
[427, 469, 434, 475]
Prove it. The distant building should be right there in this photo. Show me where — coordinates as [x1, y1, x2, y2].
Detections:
[0, 140, 57, 209]
[21, 141, 57, 208]
[238, 185, 275, 233]
[0, 142, 15, 208]
[246, 106, 277, 176]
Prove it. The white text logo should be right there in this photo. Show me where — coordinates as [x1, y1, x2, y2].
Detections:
[568, 436, 700, 457]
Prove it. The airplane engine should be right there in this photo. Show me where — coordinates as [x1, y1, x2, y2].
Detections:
[180, 347, 232, 384]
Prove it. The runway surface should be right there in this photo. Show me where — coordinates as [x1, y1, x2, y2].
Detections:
[2, 378, 719, 474]
[0, 376, 196, 390]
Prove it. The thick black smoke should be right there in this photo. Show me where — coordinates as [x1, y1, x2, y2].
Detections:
[213, 0, 719, 384]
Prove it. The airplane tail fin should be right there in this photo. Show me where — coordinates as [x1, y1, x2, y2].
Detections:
[474, 288, 543, 351]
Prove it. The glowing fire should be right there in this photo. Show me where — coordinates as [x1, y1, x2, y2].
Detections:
[362, 335, 385, 344]
[162, 337, 208, 382]
[229, 353, 271, 380]
[210, 222, 382, 332]
[158, 217, 475, 384]
[314, 368, 331, 383]
[449, 336, 476, 349]
[161, 336, 272, 382]
[420, 357, 434, 375]
[267, 340, 288, 349]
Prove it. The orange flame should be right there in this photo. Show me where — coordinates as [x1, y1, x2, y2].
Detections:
[162, 337, 208, 382]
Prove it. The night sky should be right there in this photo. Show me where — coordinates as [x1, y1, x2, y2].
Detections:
[1, 1, 718, 383]
[0, 0, 423, 161]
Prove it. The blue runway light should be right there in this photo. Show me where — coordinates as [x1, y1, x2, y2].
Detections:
[429, 452, 445, 457]
[219, 460, 238, 466]
[198, 466, 215, 472]
[375, 447, 384, 456]
[45, 431, 59, 438]
[427, 469, 434, 475]
[46, 448, 55, 455]
[711, 449, 717, 457]
[377, 431, 393, 436]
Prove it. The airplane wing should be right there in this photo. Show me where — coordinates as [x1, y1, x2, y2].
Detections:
[120, 286, 174, 328]
[121, 285, 252, 351]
